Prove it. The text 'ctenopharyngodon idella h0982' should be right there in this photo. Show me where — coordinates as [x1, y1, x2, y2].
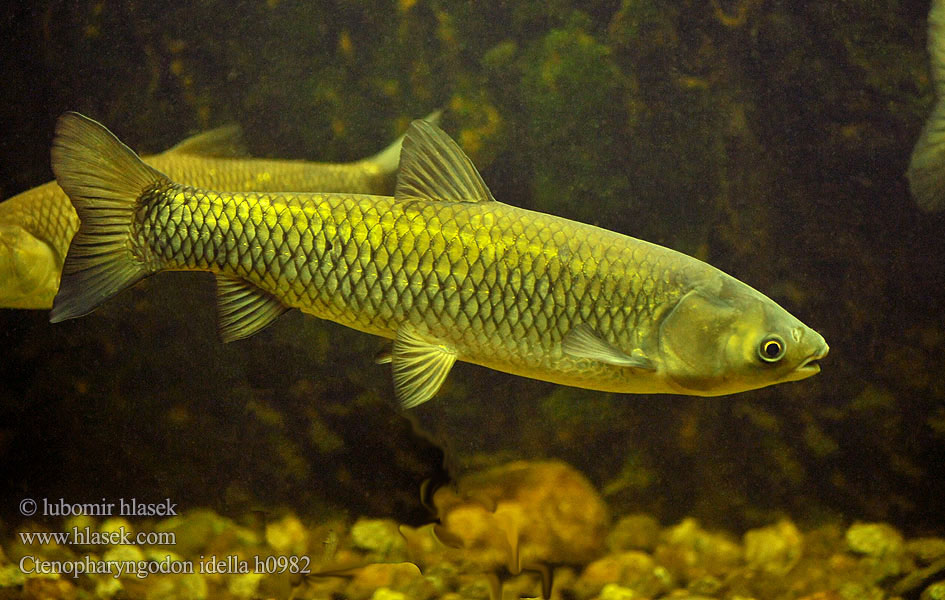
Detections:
[49, 112, 828, 408]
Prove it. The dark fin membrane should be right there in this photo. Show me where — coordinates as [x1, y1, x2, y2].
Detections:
[49, 112, 169, 322]
[215, 275, 289, 342]
[394, 119, 495, 204]
[390, 325, 458, 409]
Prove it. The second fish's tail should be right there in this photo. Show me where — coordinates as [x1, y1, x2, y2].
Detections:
[908, 0, 945, 212]
[364, 109, 443, 175]
[49, 112, 168, 323]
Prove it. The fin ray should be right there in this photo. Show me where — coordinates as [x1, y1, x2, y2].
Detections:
[561, 323, 655, 370]
[49, 112, 168, 323]
[395, 119, 495, 204]
[391, 326, 457, 409]
[215, 275, 289, 342]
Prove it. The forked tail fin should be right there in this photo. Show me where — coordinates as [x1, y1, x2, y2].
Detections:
[49, 112, 169, 322]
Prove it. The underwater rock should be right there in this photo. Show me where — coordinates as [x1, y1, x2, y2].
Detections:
[343, 562, 433, 600]
[653, 518, 742, 584]
[408, 460, 608, 576]
[892, 556, 945, 597]
[155, 509, 236, 558]
[350, 518, 407, 561]
[369, 588, 409, 600]
[5, 505, 945, 599]
[606, 513, 662, 553]
[264, 513, 309, 555]
[0, 564, 25, 588]
[836, 581, 886, 600]
[94, 576, 124, 599]
[596, 582, 640, 600]
[103, 544, 145, 574]
[909, 538, 945, 565]
[743, 519, 804, 574]
[22, 577, 77, 600]
[225, 572, 264, 598]
[847, 523, 903, 556]
[575, 550, 673, 599]
[922, 581, 945, 600]
[99, 516, 134, 540]
[687, 574, 724, 596]
[144, 573, 208, 600]
[845, 521, 911, 580]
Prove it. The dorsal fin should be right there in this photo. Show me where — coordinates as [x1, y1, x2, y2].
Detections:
[165, 124, 248, 158]
[365, 109, 443, 175]
[394, 119, 495, 204]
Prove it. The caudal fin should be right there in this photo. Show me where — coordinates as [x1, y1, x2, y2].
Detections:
[908, 0, 945, 212]
[49, 112, 168, 322]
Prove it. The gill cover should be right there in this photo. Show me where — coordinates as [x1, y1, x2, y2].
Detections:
[658, 288, 738, 391]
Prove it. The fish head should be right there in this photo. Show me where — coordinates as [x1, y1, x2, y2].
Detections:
[657, 275, 828, 396]
[0, 224, 60, 309]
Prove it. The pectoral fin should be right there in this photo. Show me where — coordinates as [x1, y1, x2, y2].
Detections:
[215, 275, 289, 342]
[390, 326, 457, 409]
[562, 324, 655, 370]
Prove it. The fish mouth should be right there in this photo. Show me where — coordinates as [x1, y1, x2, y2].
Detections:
[795, 342, 830, 376]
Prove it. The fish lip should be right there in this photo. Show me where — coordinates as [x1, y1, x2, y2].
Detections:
[796, 343, 830, 375]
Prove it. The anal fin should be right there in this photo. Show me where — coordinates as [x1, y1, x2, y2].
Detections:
[215, 275, 289, 342]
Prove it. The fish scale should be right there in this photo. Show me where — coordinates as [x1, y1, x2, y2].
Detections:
[134, 181, 685, 390]
[0, 115, 428, 309]
[50, 113, 828, 406]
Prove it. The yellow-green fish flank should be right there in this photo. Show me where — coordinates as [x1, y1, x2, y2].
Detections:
[0, 115, 427, 309]
[50, 113, 828, 407]
[908, 0, 945, 211]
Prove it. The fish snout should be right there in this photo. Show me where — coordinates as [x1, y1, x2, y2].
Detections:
[796, 329, 829, 375]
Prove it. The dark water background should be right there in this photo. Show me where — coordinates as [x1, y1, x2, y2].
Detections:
[1, 0, 943, 537]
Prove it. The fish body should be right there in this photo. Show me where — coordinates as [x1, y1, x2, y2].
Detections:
[908, 0, 945, 211]
[0, 181, 75, 308]
[0, 116, 422, 309]
[50, 113, 828, 406]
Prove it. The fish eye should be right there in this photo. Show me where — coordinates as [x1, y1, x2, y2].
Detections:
[758, 335, 785, 363]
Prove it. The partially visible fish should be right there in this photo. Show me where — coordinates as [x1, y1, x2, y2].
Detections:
[0, 113, 438, 309]
[908, 0, 945, 211]
[49, 112, 827, 407]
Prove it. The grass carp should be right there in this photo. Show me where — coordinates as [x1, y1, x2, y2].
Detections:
[49, 112, 828, 407]
[0, 115, 431, 309]
[909, 0, 945, 211]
